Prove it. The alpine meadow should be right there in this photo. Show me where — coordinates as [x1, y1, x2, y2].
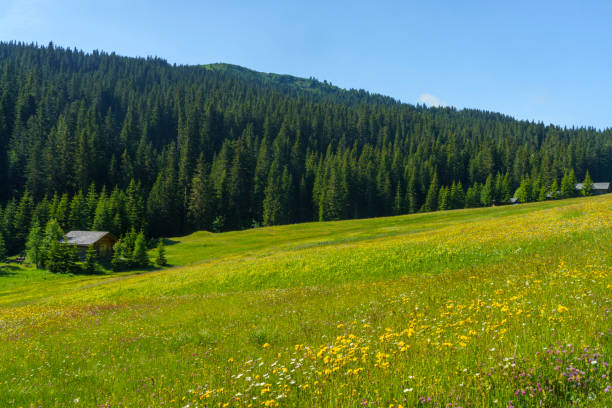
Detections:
[0, 41, 611, 407]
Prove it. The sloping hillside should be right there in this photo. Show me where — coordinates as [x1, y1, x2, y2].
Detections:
[2, 42, 612, 249]
[1, 196, 611, 406]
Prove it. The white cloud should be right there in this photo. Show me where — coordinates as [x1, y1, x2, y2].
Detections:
[417, 93, 446, 107]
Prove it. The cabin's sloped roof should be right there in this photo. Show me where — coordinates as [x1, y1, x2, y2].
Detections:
[575, 182, 610, 190]
[64, 231, 114, 246]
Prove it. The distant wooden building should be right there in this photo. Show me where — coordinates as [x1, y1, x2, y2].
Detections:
[63, 231, 117, 258]
[575, 182, 610, 195]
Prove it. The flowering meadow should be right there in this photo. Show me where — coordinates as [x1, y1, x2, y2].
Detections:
[0, 196, 611, 407]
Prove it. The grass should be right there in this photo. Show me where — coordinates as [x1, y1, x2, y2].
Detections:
[0, 196, 611, 407]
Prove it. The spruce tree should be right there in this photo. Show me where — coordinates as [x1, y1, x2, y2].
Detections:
[155, 239, 167, 266]
[514, 177, 531, 203]
[405, 175, 418, 214]
[46, 243, 78, 274]
[560, 170, 577, 198]
[263, 162, 283, 225]
[41, 218, 64, 267]
[501, 173, 512, 203]
[25, 223, 44, 268]
[438, 186, 449, 211]
[449, 181, 466, 209]
[111, 241, 123, 272]
[187, 157, 213, 230]
[581, 170, 593, 196]
[421, 173, 438, 212]
[480, 175, 494, 206]
[537, 186, 547, 201]
[131, 232, 149, 268]
[465, 183, 481, 208]
[83, 244, 97, 274]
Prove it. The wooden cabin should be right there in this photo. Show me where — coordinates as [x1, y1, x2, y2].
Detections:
[63, 231, 117, 258]
[575, 182, 610, 195]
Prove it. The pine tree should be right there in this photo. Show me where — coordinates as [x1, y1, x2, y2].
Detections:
[111, 240, 123, 272]
[405, 174, 418, 214]
[92, 188, 113, 231]
[54, 193, 70, 230]
[46, 243, 78, 274]
[465, 183, 481, 208]
[25, 223, 44, 267]
[85, 183, 98, 226]
[480, 175, 494, 206]
[501, 173, 512, 202]
[514, 177, 532, 203]
[320, 166, 345, 221]
[131, 232, 149, 268]
[83, 244, 97, 274]
[449, 181, 466, 209]
[263, 162, 284, 226]
[581, 170, 594, 196]
[550, 179, 560, 199]
[41, 218, 64, 267]
[68, 191, 88, 230]
[438, 186, 449, 211]
[155, 239, 167, 266]
[537, 186, 547, 201]
[187, 157, 213, 230]
[560, 170, 577, 198]
[421, 173, 438, 212]
[13, 190, 34, 250]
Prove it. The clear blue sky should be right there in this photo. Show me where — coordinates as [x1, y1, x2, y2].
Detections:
[1, 0, 611, 129]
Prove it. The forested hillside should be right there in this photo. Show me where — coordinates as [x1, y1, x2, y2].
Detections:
[1, 42, 611, 254]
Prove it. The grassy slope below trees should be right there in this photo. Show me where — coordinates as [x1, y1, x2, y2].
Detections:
[1, 195, 611, 407]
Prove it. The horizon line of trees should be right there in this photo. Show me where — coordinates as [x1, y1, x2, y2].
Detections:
[0, 169, 597, 259]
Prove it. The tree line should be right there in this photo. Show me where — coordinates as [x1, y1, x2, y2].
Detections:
[1, 42, 611, 256]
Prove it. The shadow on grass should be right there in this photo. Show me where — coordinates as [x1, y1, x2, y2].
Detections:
[163, 238, 181, 246]
[0, 265, 18, 277]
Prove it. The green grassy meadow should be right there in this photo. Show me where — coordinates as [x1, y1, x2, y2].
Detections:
[1, 196, 611, 407]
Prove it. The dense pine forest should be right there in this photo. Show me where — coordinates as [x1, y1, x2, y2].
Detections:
[1, 41, 611, 255]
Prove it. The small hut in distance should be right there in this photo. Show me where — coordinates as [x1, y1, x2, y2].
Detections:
[63, 231, 117, 258]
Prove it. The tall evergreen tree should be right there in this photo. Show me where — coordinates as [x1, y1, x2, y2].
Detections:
[438, 186, 449, 211]
[25, 223, 44, 267]
[131, 231, 149, 268]
[581, 170, 594, 196]
[421, 173, 439, 212]
[560, 170, 577, 198]
[83, 244, 97, 274]
[155, 239, 167, 266]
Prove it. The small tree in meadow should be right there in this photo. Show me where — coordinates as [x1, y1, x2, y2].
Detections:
[131, 232, 149, 267]
[83, 245, 97, 274]
[155, 239, 167, 266]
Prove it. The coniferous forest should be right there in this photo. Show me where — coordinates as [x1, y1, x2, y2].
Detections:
[1, 41, 611, 255]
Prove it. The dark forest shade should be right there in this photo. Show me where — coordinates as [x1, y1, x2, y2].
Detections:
[1, 41, 611, 253]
